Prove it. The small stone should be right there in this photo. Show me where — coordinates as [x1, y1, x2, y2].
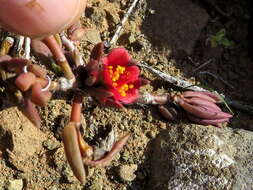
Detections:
[62, 165, 76, 183]
[118, 164, 138, 182]
[105, 10, 120, 25]
[128, 33, 136, 44]
[146, 131, 156, 139]
[88, 180, 103, 190]
[159, 122, 167, 129]
[48, 186, 58, 190]
[119, 124, 125, 130]
[84, 28, 102, 44]
[87, 167, 95, 178]
[149, 9, 155, 14]
[85, 7, 106, 28]
[6, 179, 23, 190]
[122, 151, 130, 162]
[43, 139, 60, 150]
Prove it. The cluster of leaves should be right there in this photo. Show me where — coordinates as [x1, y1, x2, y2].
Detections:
[209, 29, 234, 48]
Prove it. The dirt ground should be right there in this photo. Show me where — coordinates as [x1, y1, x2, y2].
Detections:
[0, 0, 252, 189]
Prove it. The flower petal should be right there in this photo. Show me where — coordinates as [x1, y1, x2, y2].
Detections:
[106, 48, 131, 66]
[113, 87, 139, 104]
[116, 65, 140, 86]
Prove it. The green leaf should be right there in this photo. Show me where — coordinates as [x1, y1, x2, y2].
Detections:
[220, 38, 234, 47]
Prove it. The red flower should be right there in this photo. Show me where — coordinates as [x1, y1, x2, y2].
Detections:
[102, 48, 142, 104]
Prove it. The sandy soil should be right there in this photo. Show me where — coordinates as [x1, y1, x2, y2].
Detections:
[0, 0, 251, 189]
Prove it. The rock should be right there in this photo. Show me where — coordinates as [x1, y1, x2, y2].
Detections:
[48, 186, 58, 190]
[128, 33, 136, 44]
[42, 139, 60, 150]
[148, 125, 253, 189]
[6, 179, 23, 190]
[146, 131, 156, 139]
[53, 147, 66, 172]
[118, 164, 138, 182]
[143, 0, 209, 54]
[83, 28, 102, 44]
[0, 107, 46, 171]
[104, 9, 120, 26]
[61, 164, 76, 184]
[85, 7, 106, 28]
[88, 180, 103, 190]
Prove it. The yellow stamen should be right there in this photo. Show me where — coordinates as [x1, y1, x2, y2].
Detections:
[107, 65, 133, 97]
[120, 91, 126, 97]
[129, 84, 134, 89]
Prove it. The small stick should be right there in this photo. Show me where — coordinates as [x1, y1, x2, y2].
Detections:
[15, 36, 25, 56]
[109, 0, 140, 46]
[224, 98, 253, 115]
[61, 35, 75, 52]
[24, 37, 31, 59]
[139, 62, 253, 114]
[0, 37, 14, 80]
[192, 59, 212, 73]
[197, 71, 235, 89]
[0, 37, 14, 56]
[139, 61, 207, 92]
[61, 35, 84, 66]
[204, 0, 230, 18]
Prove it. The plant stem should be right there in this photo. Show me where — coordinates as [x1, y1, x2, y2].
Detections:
[43, 35, 75, 80]
[70, 93, 83, 123]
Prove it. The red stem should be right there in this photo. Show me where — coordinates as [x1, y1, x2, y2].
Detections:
[70, 93, 83, 123]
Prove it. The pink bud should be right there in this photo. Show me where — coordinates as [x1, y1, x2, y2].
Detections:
[187, 113, 230, 127]
[182, 91, 218, 103]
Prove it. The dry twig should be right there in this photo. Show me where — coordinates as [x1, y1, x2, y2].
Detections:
[139, 61, 207, 91]
[15, 36, 25, 56]
[108, 0, 140, 47]
[197, 71, 235, 89]
[192, 59, 212, 73]
[24, 37, 31, 59]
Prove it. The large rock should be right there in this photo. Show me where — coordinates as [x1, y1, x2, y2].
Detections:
[143, 0, 209, 54]
[148, 125, 253, 189]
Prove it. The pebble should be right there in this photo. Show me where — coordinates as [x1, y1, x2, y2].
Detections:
[128, 33, 136, 44]
[48, 186, 58, 190]
[118, 164, 138, 182]
[146, 131, 156, 139]
[84, 28, 102, 44]
[62, 165, 76, 183]
[159, 122, 167, 129]
[87, 167, 95, 178]
[6, 179, 23, 190]
[119, 124, 125, 130]
[88, 180, 103, 190]
[42, 139, 60, 150]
